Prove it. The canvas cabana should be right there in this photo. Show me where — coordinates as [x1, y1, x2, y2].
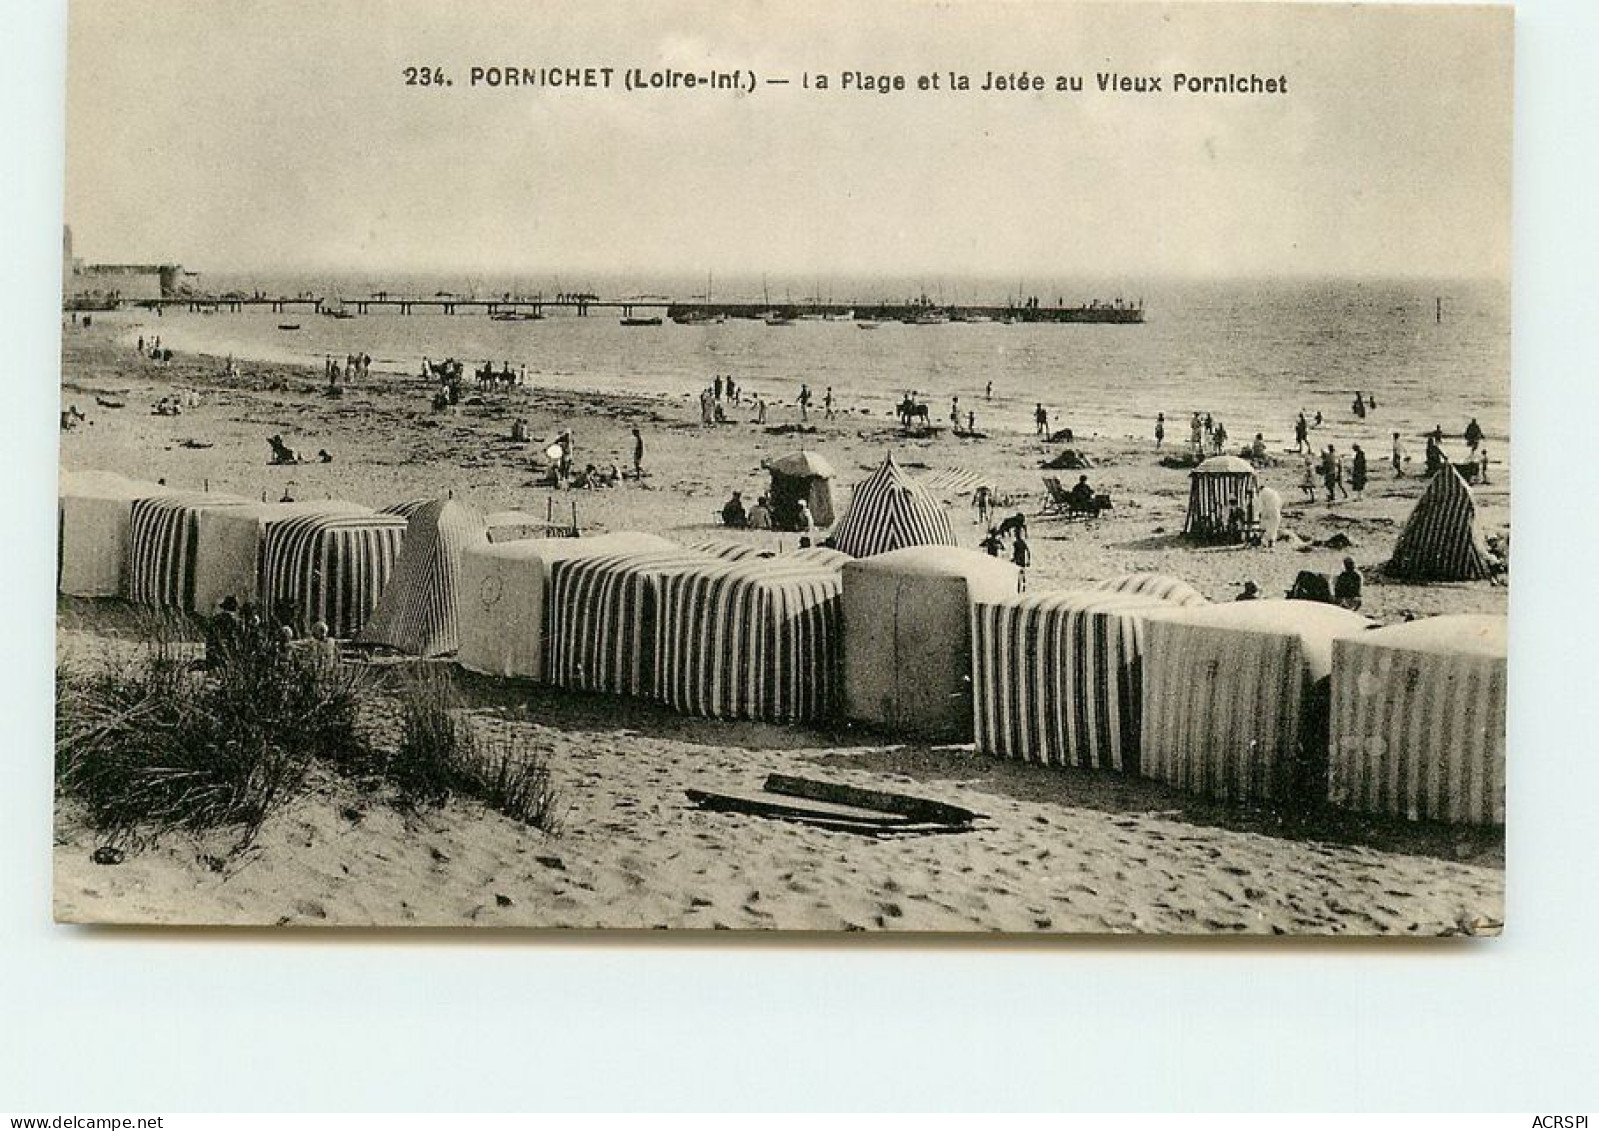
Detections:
[766, 450, 837, 530]
[191, 499, 371, 616]
[543, 547, 715, 697]
[1330, 614, 1506, 825]
[1141, 601, 1372, 804]
[456, 533, 676, 680]
[1386, 465, 1494, 581]
[259, 511, 409, 637]
[1182, 455, 1260, 543]
[827, 452, 958, 559]
[360, 499, 488, 657]
[842, 545, 1018, 739]
[653, 556, 847, 723]
[1092, 572, 1209, 608]
[126, 492, 252, 610]
[57, 469, 174, 597]
[971, 589, 1181, 773]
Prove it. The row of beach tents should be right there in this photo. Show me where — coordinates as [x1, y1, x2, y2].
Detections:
[58, 454, 1505, 827]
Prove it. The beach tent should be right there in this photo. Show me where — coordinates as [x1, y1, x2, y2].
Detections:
[57, 469, 174, 597]
[544, 547, 715, 697]
[126, 492, 253, 610]
[380, 498, 432, 522]
[1141, 601, 1372, 804]
[1330, 614, 1506, 824]
[259, 511, 408, 637]
[654, 555, 847, 722]
[1182, 455, 1260, 542]
[1092, 572, 1209, 608]
[972, 589, 1181, 772]
[766, 450, 837, 529]
[827, 452, 958, 559]
[191, 499, 371, 616]
[842, 545, 1018, 739]
[457, 532, 677, 680]
[691, 539, 772, 562]
[360, 499, 488, 656]
[1386, 466, 1493, 581]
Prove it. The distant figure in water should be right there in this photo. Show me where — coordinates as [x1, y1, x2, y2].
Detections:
[1154, 412, 1165, 449]
[985, 381, 993, 401]
[1367, 393, 1377, 411]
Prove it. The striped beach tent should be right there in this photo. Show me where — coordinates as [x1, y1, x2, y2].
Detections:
[1386, 466, 1493, 581]
[360, 499, 488, 656]
[126, 492, 252, 610]
[827, 452, 958, 559]
[380, 498, 432, 522]
[259, 511, 408, 637]
[971, 589, 1179, 772]
[191, 499, 372, 616]
[1141, 601, 1372, 805]
[1330, 614, 1506, 824]
[654, 556, 846, 722]
[58, 469, 175, 597]
[690, 539, 771, 562]
[1182, 455, 1259, 542]
[1092, 572, 1209, 608]
[457, 532, 677, 680]
[843, 545, 1018, 739]
[544, 547, 714, 696]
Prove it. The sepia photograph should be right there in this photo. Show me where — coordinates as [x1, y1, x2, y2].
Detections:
[53, 0, 1511, 935]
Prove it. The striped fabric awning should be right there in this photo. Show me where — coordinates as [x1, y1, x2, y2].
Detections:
[843, 545, 1018, 740]
[1182, 464, 1259, 540]
[126, 492, 252, 610]
[1141, 602, 1372, 804]
[690, 540, 770, 561]
[1387, 465, 1493, 581]
[827, 452, 958, 559]
[191, 499, 371, 616]
[1092, 572, 1209, 608]
[971, 589, 1178, 772]
[360, 499, 488, 656]
[543, 548, 714, 696]
[457, 532, 677, 681]
[259, 512, 408, 637]
[1330, 614, 1506, 824]
[653, 556, 845, 722]
[920, 466, 990, 496]
[58, 469, 175, 598]
[380, 498, 432, 522]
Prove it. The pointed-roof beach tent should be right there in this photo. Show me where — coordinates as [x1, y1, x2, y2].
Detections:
[58, 469, 174, 597]
[827, 452, 958, 559]
[766, 450, 837, 530]
[972, 589, 1183, 773]
[1330, 614, 1506, 825]
[259, 511, 409, 637]
[1092, 572, 1210, 608]
[457, 532, 677, 680]
[654, 555, 847, 723]
[1386, 466, 1493, 581]
[360, 499, 488, 656]
[842, 545, 1018, 740]
[191, 499, 372, 616]
[1182, 455, 1260, 542]
[126, 492, 253, 610]
[1141, 601, 1372, 804]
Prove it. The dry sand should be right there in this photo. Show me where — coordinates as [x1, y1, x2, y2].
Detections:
[52, 325, 1506, 933]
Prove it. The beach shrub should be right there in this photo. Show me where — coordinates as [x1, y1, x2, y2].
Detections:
[454, 731, 563, 834]
[55, 614, 372, 846]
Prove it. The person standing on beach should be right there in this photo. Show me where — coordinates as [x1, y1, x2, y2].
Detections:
[1035, 404, 1049, 436]
[1011, 529, 1031, 592]
[1391, 431, 1406, 476]
[1191, 412, 1204, 453]
[797, 384, 812, 422]
[1155, 412, 1165, 449]
[967, 410, 976, 434]
[1477, 444, 1491, 485]
[756, 395, 767, 425]
[950, 396, 961, 430]
[985, 380, 993, 401]
[1300, 452, 1319, 503]
[1258, 486, 1282, 549]
[824, 387, 835, 420]
[1295, 412, 1309, 454]
[1465, 417, 1484, 451]
[1213, 420, 1228, 456]
[631, 427, 644, 479]
[1351, 444, 1369, 499]
[714, 375, 724, 401]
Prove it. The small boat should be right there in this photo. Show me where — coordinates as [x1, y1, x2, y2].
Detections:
[763, 311, 795, 326]
[857, 319, 880, 330]
[620, 315, 662, 327]
[277, 323, 301, 331]
[492, 311, 544, 322]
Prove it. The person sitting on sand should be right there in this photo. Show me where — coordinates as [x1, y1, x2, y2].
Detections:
[1235, 580, 1260, 602]
[317, 449, 333, 464]
[980, 527, 1005, 557]
[1068, 475, 1095, 510]
[721, 491, 748, 528]
[1334, 557, 1363, 611]
[747, 495, 773, 530]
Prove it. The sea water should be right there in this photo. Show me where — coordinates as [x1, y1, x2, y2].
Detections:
[94, 277, 1510, 452]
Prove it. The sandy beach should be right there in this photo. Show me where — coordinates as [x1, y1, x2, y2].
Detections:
[53, 324, 1506, 933]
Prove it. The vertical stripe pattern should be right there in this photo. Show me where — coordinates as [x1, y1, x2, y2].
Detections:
[1387, 466, 1493, 581]
[1183, 469, 1260, 539]
[827, 452, 958, 559]
[1092, 572, 1210, 608]
[259, 512, 408, 637]
[360, 499, 487, 656]
[971, 590, 1175, 772]
[127, 493, 250, 610]
[1329, 614, 1506, 824]
[653, 557, 845, 722]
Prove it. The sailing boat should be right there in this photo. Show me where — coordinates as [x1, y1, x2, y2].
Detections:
[761, 278, 793, 325]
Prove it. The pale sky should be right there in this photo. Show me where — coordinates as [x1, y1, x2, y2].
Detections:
[64, 0, 1513, 281]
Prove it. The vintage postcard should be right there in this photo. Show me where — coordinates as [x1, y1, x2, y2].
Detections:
[55, 0, 1510, 933]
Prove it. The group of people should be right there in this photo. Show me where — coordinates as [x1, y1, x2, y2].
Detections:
[1299, 443, 1369, 503]
[136, 334, 174, 364]
[1236, 557, 1364, 611]
[1180, 412, 1230, 456]
[720, 491, 788, 532]
[329, 352, 371, 385]
[200, 596, 338, 671]
[979, 512, 1033, 589]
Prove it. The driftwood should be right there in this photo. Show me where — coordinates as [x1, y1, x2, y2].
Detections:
[685, 773, 980, 838]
